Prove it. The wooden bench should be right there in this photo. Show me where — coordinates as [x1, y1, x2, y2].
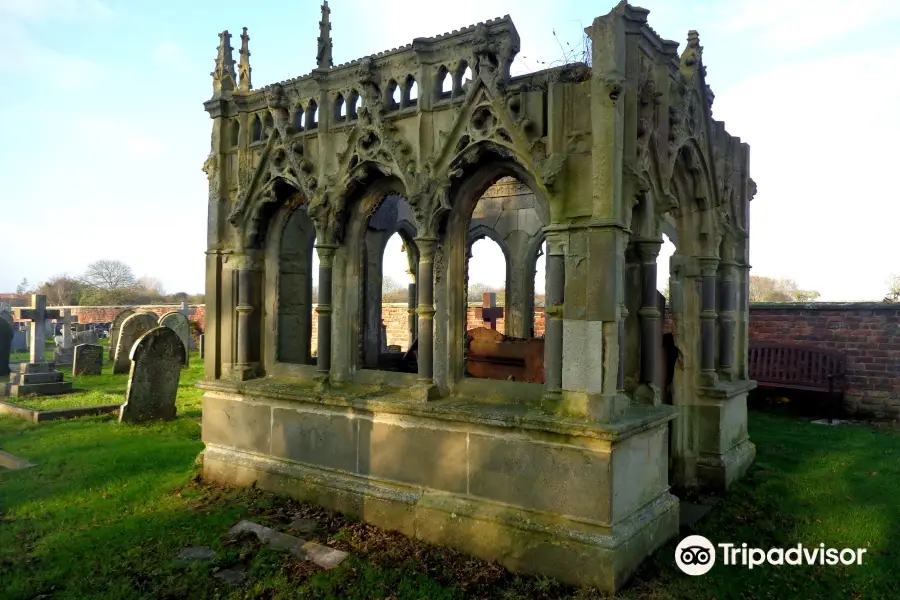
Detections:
[748, 342, 847, 420]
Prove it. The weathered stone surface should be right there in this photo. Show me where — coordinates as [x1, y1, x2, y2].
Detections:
[73, 344, 103, 376]
[109, 308, 136, 364]
[175, 546, 215, 564]
[52, 346, 74, 366]
[289, 517, 318, 534]
[113, 312, 158, 374]
[227, 520, 348, 569]
[119, 327, 185, 423]
[0, 317, 11, 377]
[213, 565, 247, 586]
[73, 330, 98, 345]
[159, 312, 191, 367]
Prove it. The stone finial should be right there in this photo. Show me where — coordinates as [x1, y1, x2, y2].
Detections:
[238, 27, 252, 91]
[316, 1, 333, 69]
[211, 30, 237, 93]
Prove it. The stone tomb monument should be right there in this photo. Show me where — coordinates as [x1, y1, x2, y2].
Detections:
[198, 4, 757, 592]
[159, 312, 191, 367]
[109, 308, 136, 364]
[120, 327, 185, 423]
[113, 313, 159, 374]
[73, 344, 103, 376]
[9, 295, 72, 397]
[52, 309, 76, 366]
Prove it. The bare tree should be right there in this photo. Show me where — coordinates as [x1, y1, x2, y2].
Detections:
[15, 278, 30, 294]
[35, 274, 84, 306]
[382, 276, 409, 303]
[135, 276, 166, 296]
[750, 276, 820, 303]
[82, 260, 136, 291]
[884, 274, 900, 302]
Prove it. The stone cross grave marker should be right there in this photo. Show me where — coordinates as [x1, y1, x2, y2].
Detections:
[113, 312, 159, 374]
[159, 312, 191, 367]
[13, 295, 60, 364]
[109, 309, 136, 364]
[73, 344, 103, 376]
[0, 317, 12, 377]
[479, 293, 504, 330]
[53, 309, 75, 365]
[119, 327, 186, 423]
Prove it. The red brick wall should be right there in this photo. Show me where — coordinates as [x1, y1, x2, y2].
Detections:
[14, 304, 207, 332]
[748, 303, 900, 418]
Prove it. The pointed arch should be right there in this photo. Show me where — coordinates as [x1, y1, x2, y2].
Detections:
[251, 114, 263, 143]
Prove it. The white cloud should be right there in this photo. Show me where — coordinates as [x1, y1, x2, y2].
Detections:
[715, 45, 900, 301]
[153, 41, 190, 74]
[0, 0, 112, 21]
[71, 116, 168, 156]
[719, 0, 900, 53]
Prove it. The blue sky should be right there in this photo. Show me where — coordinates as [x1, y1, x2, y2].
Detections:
[2, 0, 899, 300]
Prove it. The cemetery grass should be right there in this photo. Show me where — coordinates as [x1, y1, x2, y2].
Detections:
[1, 382, 899, 599]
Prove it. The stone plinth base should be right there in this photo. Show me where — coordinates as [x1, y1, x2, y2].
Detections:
[8, 362, 72, 397]
[671, 379, 757, 492]
[53, 347, 74, 365]
[199, 379, 680, 592]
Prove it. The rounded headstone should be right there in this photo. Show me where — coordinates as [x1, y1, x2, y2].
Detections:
[113, 312, 159, 374]
[119, 327, 186, 423]
[109, 309, 136, 364]
[159, 312, 191, 368]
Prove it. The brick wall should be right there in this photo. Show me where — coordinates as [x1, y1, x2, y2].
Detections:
[748, 303, 900, 418]
[309, 304, 547, 352]
[13, 304, 207, 332]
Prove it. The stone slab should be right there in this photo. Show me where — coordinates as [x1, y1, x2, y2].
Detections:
[0, 400, 120, 422]
[0, 449, 35, 470]
[13, 372, 63, 385]
[227, 520, 348, 569]
[8, 381, 73, 397]
[175, 546, 215, 564]
[17, 362, 56, 374]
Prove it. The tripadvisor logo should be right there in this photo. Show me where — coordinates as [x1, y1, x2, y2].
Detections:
[675, 535, 868, 575]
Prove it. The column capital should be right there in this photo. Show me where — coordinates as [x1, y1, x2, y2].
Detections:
[544, 231, 567, 256]
[229, 250, 263, 271]
[633, 238, 663, 264]
[699, 257, 720, 277]
[315, 243, 339, 267]
[413, 236, 438, 260]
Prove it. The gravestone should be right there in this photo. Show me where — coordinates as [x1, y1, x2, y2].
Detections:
[109, 308, 136, 364]
[11, 330, 27, 353]
[9, 295, 72, 397]
[53, 309, 75, 365]
[73, 344, 103, 376]
[477, 293, 504, 330]
[113, 312, 159, 374]
[199, 334, 205, 359]
[75, 323, 86, 333]
[0, 317, 11, 377]
[119, 327, 185, 423]
[159, 312, 191, 367]
[74, 330, 99, 345]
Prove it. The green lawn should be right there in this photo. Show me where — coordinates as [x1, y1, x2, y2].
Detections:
[1, 368, 898, 599]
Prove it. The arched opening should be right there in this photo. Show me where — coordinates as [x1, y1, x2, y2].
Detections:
[294, 107, 305, 131]
[251, 115, 262, 143]
[459, 173, 548, 384]
[437, 66, 452, 99]
[404, 75, 418, 106]
[348, 90, 360, 120]
[307, 99, 319, 129]
[387, 80, 400, 111]
[277, 206, 317, 364]
[533, 240, 546, 339]
[360, 193, 419, 371]
[335, 93, 346, 122]
[455, 61, 472, 96]
[228, 119, 239, 148]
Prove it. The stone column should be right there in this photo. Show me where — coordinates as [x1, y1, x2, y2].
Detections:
[700, 257, 719, 385]
[233, 251, 262, 380]
[617, 305, 627, 391]
[315, 243, 338, 377]
[636, 241, 662, 402]
[414, 236, 438, 399]
[543, 237, 565, 397]
[718, 259, 738, 381]
[407, 282, 417, 349]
